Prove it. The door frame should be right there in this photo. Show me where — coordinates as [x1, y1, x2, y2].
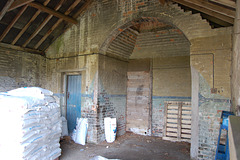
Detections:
[60, 70, 85, 118]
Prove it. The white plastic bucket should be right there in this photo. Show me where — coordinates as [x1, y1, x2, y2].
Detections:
[104, 117, 116, 143]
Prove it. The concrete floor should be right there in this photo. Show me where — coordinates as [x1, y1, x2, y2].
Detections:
[60, 133, 190, 160]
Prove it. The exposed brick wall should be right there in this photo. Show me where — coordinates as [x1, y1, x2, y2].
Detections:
[0, 47, 46, 92]
[98, 55, 128, 141]
[45, 1, 233, 159]
[198, 74, 230, 159]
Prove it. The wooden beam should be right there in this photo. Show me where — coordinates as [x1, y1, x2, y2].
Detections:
[34, 0, 87, 49]
[28, 2, 77, 24]
[0, 42, 44, 55]
[22, 0, 65, 47]
[159, 0, 166, 5]
[209, 0, 236, 9]
[8, 0, 34, 11]
[0, 0, 14, 21]
[0, 5, 28, 41]
[172, 0, 234, 24]
[12, 0, 51, 45]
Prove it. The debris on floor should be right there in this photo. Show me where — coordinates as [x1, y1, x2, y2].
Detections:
[60, 132, 190, 160]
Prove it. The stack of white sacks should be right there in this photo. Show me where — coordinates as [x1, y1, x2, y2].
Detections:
[0, 87, 62, 160]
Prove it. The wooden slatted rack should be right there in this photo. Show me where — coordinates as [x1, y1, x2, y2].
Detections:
[163, 101, 191, 143]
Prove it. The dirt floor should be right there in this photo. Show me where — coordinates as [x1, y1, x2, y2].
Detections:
[60, 132, 190, 160]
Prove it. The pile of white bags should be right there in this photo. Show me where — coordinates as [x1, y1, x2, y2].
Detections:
[0, 87, 62, 160]
[72, 118, 88, 145]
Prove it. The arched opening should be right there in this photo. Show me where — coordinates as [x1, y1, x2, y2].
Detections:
[100, 16, 192, 144]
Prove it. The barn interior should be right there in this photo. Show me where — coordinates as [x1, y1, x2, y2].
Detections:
[0, 0, 240, 159]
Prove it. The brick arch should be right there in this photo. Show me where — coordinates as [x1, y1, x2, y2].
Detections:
[99, 4, 212, 56]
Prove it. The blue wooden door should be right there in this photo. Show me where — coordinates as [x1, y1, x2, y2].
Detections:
[67, 75, 82, 133]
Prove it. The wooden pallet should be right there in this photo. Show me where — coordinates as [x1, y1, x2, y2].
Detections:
[163, 101, 191, 143]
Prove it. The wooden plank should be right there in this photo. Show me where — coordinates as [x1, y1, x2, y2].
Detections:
[167, 114, 178, 118]
[167, 106, 178, 109]
[182, 110, 191, 114]
[163, 102, 168, 137]
[209, 0, 236, 9]
[167, 128, 178, 132]
[182, 107, 191, 110]
[0, 0, 15, 21]
[172, 0, 234, 24]
[0, 5, 28, 41]
[12, 0, 51, 45]
[166, 132, 178, 137]
[181, 129, 191, 134]
[28, 2, 78, 24]
[8, 0, 34, 11]
[34, 0, 88, 49]
[167, 119, 178, 123]
[159, 0, 166, 5]
[177, 103, 182, 140]
[181, 120, 191, 124]
[182, 115, 191, 119]
[167, 110, 178, 114]
[22, 0, 65, 47]
[0, 42, 44, 55]
[182, 124, 191, 129]
[181, 134, 191, 139]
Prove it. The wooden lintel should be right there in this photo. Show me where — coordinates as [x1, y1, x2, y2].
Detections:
[28, 2, 78, 24]
[0, 5, 28, 42]
[0, 42, 44, 55]
[8, 0, 34, 11]
[0, 0, 15, 21]
[172, 0, 234, 24]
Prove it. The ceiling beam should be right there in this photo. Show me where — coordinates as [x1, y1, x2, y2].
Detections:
[0, 5, 28, 41]
[0, 42, 44, 55]
[0, 0, 15, 21]
[209, 0, 236, 9]
[172, 0, 234, 24]
[28, 2, 78, 24]
[12, 0, 51, 45]
[34, 0, 89, 49]
[22, 0, 65, 47]
[8, 0, 34, 11]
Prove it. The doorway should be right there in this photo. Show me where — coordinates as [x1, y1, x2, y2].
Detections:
[126, 71, 151, 135]
[66, 75, 82, 133]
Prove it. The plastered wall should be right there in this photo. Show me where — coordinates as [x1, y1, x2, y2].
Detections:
[0, 47, 46, 92]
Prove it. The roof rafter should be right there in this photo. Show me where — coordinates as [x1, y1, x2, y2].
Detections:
[172, 0, 234, 24]
[0, 0, 15, 21]
[34, 0, 91, 49]
[12, 0, 52, 45]
[28, 2, 78, 24]
[8, 0, 34, 11]
[0, 5, 28, 41]
[22, 0, 65, 47]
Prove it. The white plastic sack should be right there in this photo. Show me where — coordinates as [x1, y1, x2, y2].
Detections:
[104, 117, 117, 143]
[61, 117, 68, 136]
[73, 118, 88, 145]
[6, 87, 53, 99]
